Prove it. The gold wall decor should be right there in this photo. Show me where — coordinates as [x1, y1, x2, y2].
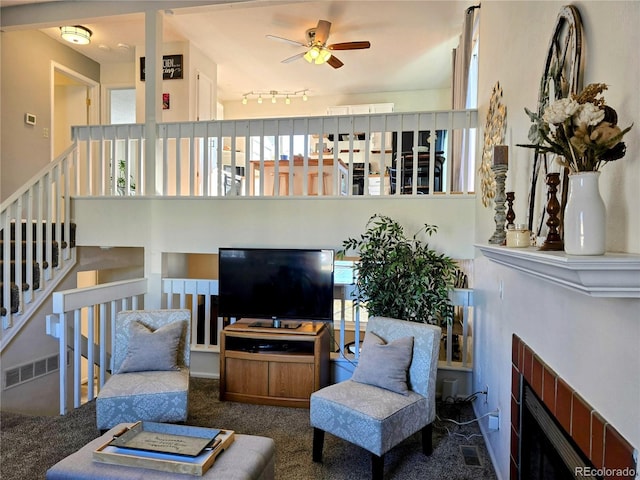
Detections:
[479, 82, 507, 207]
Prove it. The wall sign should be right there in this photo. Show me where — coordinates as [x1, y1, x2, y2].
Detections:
[140, 54, 183, 81]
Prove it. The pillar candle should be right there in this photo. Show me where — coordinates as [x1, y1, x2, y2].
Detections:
[493, 145, 508, 166]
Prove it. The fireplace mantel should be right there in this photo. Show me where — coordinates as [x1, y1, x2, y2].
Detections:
[476, 245, 640, 298]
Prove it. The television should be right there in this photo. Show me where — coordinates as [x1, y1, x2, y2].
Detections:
[218, 248, 335, 322]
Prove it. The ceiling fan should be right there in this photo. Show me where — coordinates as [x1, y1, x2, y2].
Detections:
[266, 19, 371, 69]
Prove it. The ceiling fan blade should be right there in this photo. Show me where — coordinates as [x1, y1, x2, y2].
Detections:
[282, 52, 305, 64]
[328, 41, 371, 51]
[266, 34, 305, 47]
[315, 19, 331, 45]
[327, 55, 344, 69]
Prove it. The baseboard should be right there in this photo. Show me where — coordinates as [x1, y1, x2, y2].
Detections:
[473, 401, 505, 480]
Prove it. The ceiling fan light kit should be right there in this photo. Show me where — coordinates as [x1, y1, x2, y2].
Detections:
[304, 46, 332, 64]
[60, 25, 92, 45]
[267, 19, 370, 69]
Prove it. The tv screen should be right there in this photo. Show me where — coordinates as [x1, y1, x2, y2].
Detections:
[218, 248, 335, 321]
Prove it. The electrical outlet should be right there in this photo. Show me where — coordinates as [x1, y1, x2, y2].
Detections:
[489, 409, 500, 431]
[43, 128, 49, 138]
[484, 384, 489, 404]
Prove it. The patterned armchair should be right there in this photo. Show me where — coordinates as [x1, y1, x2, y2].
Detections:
[96, 309, 191, 431]
[310, 316, 441, 480]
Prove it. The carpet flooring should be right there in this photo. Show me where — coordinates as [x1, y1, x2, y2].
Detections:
[1, 378, 497, 479]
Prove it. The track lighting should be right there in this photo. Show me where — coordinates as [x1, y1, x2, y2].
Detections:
[241, 90, 309, 105]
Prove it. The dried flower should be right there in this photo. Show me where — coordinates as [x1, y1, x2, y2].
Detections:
[518, 83, 633, 173]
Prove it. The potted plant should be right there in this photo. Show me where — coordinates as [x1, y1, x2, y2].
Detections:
[339, 214, 459, 325]
[115, 160, 136, 195]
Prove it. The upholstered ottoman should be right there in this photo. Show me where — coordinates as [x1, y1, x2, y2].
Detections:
[46, 423, 275, 480]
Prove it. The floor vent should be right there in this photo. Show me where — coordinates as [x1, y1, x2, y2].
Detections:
[3, 354, 62, 390]
[460, 445, 482, 466]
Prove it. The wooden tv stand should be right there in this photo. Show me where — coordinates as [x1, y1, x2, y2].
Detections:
[219, 319, 330, 408]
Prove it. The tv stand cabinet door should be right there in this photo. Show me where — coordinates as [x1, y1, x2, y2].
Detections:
[224, 358, 269, 397]
[268, 361, 314, 399]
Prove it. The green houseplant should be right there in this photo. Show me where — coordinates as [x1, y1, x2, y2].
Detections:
[339, 214, 459, 325]
[116, 160, 136, 195]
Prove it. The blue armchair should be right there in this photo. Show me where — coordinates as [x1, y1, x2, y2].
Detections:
[96, 309, 191, 431]
[310, 316, 441, 480]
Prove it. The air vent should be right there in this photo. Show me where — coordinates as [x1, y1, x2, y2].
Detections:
[3, 353, 63, 390]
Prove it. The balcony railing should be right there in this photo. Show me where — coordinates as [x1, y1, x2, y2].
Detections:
[72, 110, 478, 198]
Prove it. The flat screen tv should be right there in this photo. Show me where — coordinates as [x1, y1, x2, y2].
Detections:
[218, 248, 335, 321]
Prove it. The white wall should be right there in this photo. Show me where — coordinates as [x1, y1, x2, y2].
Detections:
[473, 2, 640, 479]
[222, 88, 451, 119]
[0, 30, 99, 202]
[72, 195, 477, 307]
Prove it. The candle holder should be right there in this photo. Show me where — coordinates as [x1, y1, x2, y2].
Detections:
[539, 172, 564, 251]
[489, 164, 508, 245]
[506, 192, 516, 229]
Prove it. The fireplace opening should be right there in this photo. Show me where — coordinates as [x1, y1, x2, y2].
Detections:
[520, 382, 600, 480]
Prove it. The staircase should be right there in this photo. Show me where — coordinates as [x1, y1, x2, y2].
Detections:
[0, 222, 76, 316]
[1, 145, 78, 350]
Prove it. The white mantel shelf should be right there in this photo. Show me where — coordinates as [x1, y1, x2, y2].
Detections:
[476, 244, 640, 298]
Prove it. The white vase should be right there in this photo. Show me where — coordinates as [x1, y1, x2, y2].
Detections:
[563, 171, 606, 255]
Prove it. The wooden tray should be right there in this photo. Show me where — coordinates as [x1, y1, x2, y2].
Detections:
[93, 422, 235, 476]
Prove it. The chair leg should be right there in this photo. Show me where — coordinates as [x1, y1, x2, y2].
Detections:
[312, 428, 324, 462]
[422, 423, 433, 455]
[371, 453, 384, 480]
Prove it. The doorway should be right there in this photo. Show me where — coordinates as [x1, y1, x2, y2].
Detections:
[51, 62, 99, 159]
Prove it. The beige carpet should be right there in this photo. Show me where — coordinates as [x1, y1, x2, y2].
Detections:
[1, 378, 497, 479]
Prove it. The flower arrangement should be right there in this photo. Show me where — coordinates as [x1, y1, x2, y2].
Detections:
[519, 83, 633, 173]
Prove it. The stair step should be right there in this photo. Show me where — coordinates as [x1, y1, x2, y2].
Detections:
[0, 222, 75, 318]
[0, 283, 20, 315]
[0, 240, 59, 259]
[0, 263, 41, 290]
[0, 222, 76, 247]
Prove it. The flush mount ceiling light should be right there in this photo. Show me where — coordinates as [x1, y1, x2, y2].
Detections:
[60, 25, 92, 45]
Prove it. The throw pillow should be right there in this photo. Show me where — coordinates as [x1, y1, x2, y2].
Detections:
[117, 320, 184, 373]
[350, 332, 414, 395]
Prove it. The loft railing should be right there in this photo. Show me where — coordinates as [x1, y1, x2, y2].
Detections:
[72, 109, 478, 198]
[47, 276, 474, 415]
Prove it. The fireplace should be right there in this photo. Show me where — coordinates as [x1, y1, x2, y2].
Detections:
[520, 382, 597, 479]
[511, 335, 637, 480]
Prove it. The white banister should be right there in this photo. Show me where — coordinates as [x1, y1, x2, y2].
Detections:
[1, 145, 78, 349]
[49, 278, 147, 414]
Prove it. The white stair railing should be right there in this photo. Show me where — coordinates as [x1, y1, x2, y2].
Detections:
[1, 145, 77, 350]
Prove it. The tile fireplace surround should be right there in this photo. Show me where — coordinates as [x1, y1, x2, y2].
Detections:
[511, 335, 637, 480]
